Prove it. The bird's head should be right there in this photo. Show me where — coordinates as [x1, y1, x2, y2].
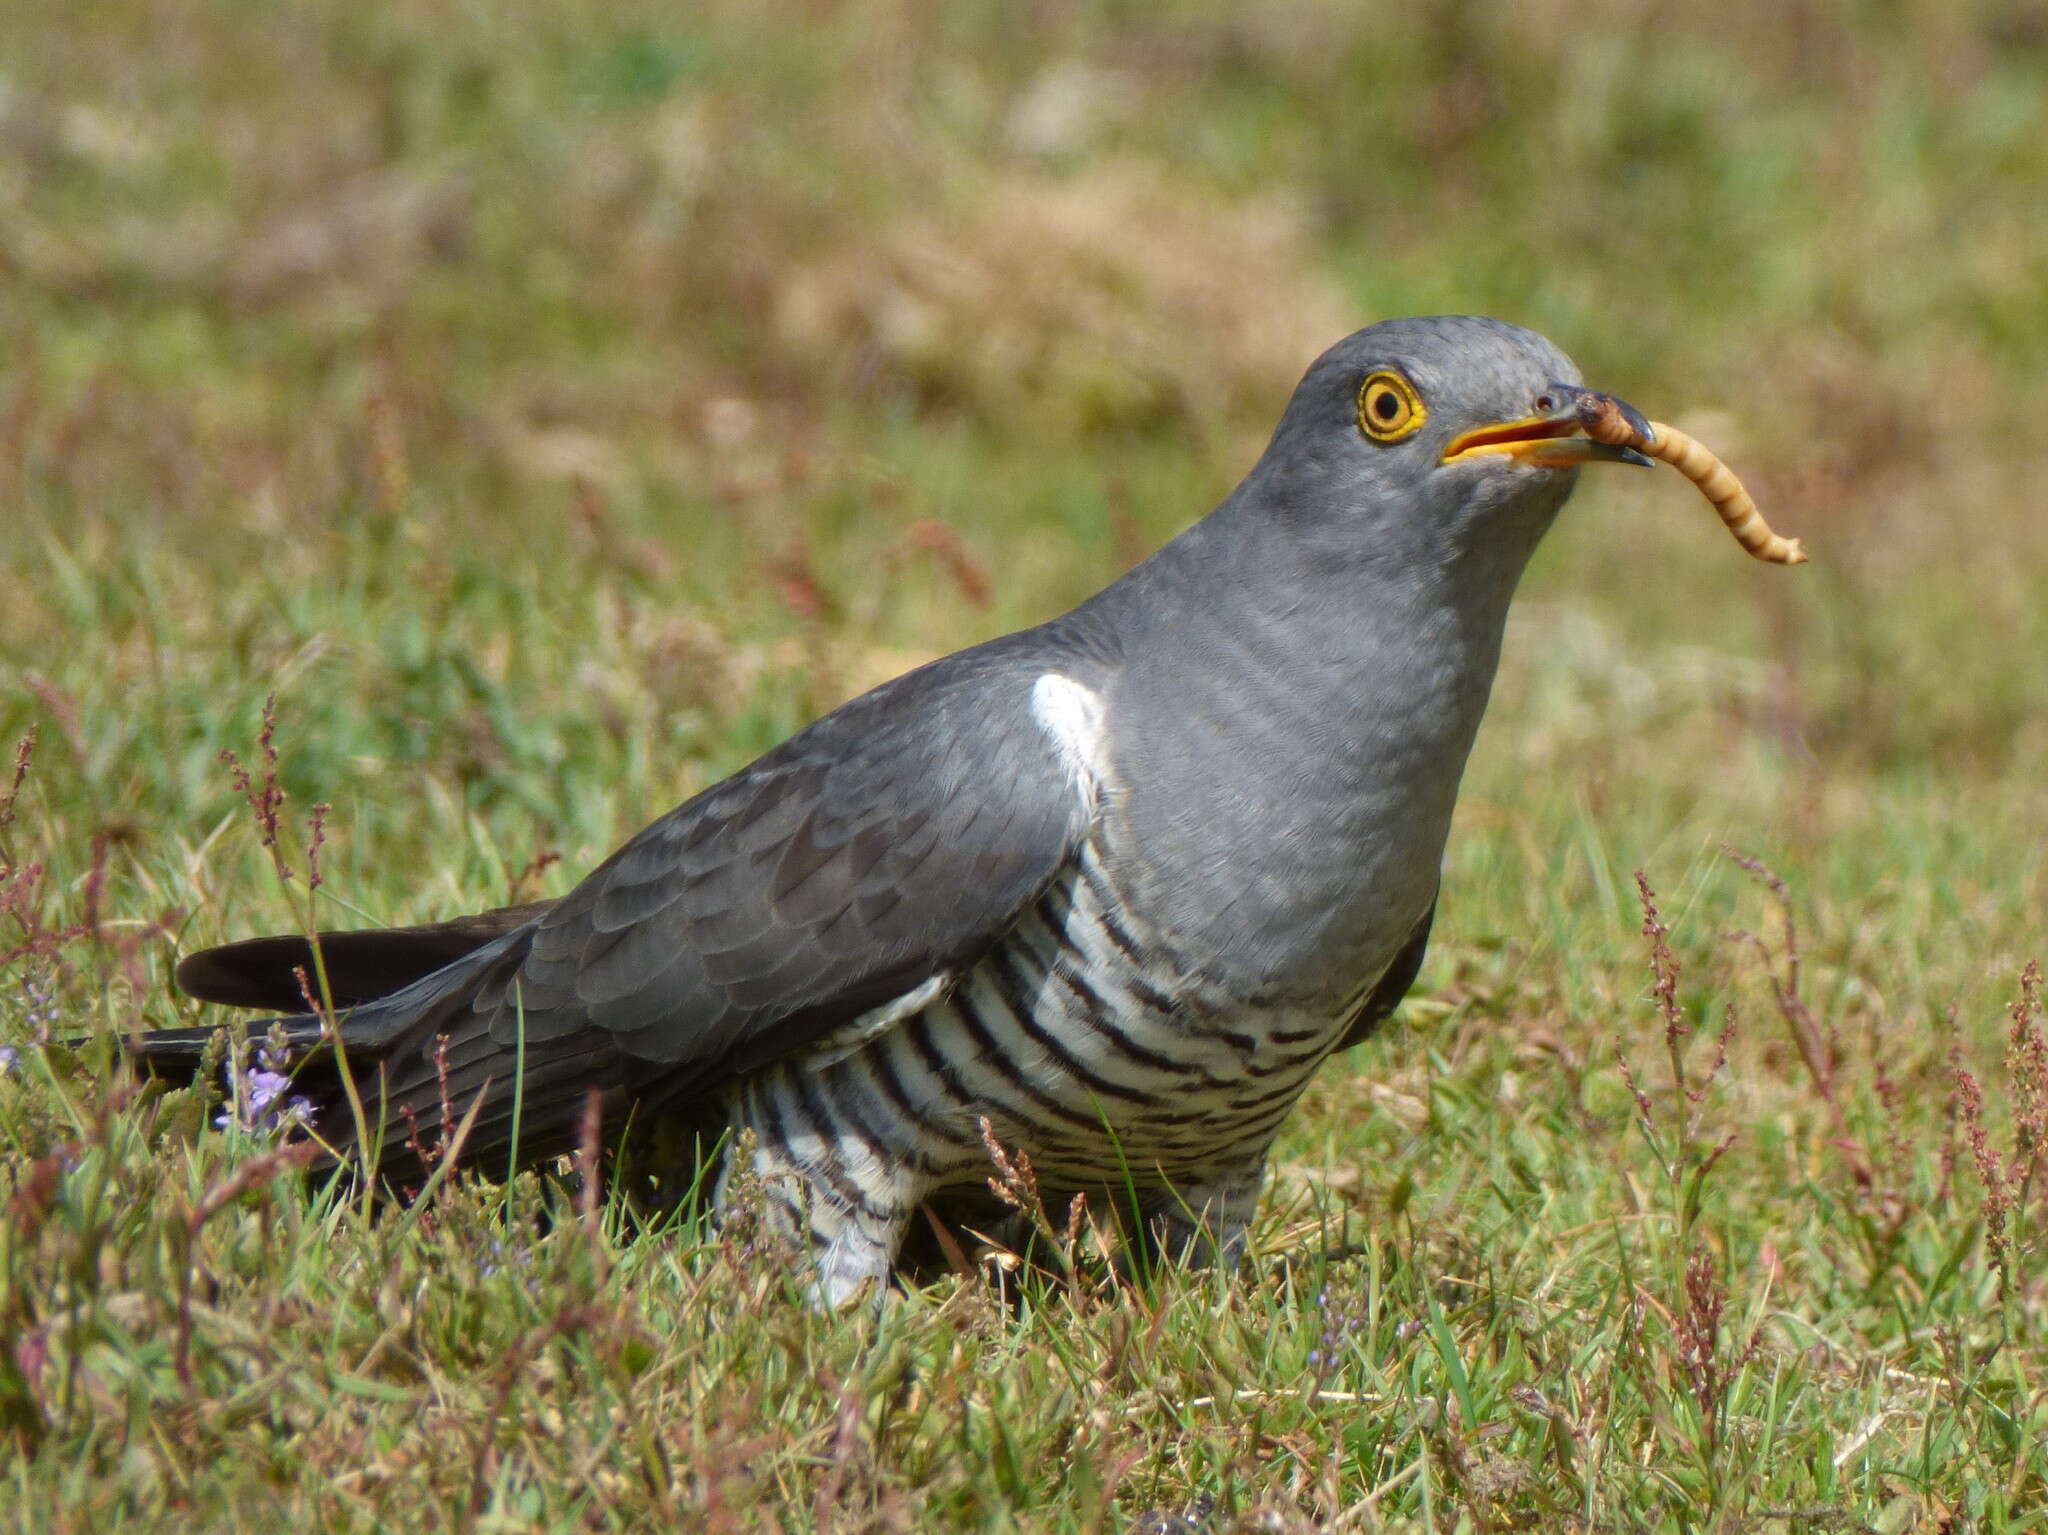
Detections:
[1251, 315, 1651, 575]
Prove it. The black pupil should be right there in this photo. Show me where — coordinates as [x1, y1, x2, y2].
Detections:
[1373, 389, 1400, 421]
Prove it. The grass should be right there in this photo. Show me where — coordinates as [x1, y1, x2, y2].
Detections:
[4, 0, 2048, 1528]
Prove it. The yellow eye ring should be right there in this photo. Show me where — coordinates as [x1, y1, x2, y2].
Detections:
[1358, 371, 1426, 443]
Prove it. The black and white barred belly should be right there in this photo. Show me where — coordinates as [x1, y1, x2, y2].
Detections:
[721, 839, 1367, 1211]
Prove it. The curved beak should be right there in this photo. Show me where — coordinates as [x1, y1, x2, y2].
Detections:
[1441, 385, 1655, 469]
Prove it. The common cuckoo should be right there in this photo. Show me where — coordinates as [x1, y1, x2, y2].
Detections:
[145, 315, 1659, 1304]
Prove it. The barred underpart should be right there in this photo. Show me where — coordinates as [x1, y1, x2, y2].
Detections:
[723, 842, 1355, 1306]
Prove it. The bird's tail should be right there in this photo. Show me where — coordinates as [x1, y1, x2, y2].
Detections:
[172, 902, 553, 1015]
[130, 914, 645, 1186]
[122, 1014, 334, 1077]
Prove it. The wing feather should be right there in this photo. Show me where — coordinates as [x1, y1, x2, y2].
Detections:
[165, 638, 1105, 1175]
[470, 643, 1098, 1080]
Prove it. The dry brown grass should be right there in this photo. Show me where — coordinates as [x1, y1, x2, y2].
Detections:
[774, 164, 1349, 439]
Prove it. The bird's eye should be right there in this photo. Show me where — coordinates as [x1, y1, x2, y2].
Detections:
[1357, 371, 1426, 443]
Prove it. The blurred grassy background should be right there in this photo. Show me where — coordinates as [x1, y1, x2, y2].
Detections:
[8, 0, 2045, 1026]
[4, 2, 2048, 1528]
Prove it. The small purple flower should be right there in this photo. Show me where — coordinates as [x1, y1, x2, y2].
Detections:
[0, 1044, 17, 1076]
[22, 967, 59, 1041]
[217, 1041, 314, 1134]
[1310, 1281, 1364, 1372]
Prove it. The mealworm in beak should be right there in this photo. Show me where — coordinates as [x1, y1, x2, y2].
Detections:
[1580, 399, 1808, 565]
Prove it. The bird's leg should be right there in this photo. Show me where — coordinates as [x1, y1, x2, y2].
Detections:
[722, 1140, 919, 1309]
[1135, 1160, 1268, 1272]
[808, 1197, 916, 1309]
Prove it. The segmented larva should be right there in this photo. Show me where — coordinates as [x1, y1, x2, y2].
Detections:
[1581, 400, 1807, 565]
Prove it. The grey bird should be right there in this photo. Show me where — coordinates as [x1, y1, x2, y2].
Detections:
[142, 315, 1654, 1304]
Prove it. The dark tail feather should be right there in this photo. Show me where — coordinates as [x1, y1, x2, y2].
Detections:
[118, 1016, 334, 1080]
[141, 922, 647, 1185]
[131, 919, 526, 1096]
[173, 902, 554, 1013]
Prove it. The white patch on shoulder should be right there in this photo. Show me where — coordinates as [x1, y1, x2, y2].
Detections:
[801, 972, 951, 1067]
[1030, 673, 1109, 799]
